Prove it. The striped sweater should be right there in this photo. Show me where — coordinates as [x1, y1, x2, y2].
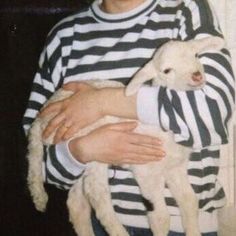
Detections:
[23, 0, 235, 232]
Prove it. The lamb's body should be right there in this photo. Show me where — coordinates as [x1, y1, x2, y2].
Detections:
[28, 86, 196, 236]
[27, 37, 225, 236]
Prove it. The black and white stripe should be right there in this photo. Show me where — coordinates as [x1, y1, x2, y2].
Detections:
[23, 0, 235, 231]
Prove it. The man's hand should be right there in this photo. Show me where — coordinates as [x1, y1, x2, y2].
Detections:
[69, 122, 165, 165]
[40, 82, 104, 143]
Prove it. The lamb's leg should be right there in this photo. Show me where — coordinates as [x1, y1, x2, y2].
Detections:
[84, 163, 129, 236]
[132, 163, 170, 236]
[165, 160, 201, 236]
[27, 155, 48, 212]
[27, 121, 48, 212]
[67, 178, 95, 236]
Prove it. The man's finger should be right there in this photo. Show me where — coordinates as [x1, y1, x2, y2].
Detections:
[108, 121, 138, 131]
[123, 153, 163, 163]
[53, 124, 70, 144]
[39, 102, 62, 118]
[129, 133, 163, 146]
[128, 144, 166, 157]
[42, 113, 66, 139]
[62, 124, 81, 141]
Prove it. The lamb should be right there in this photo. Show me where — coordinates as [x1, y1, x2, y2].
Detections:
[27, 36, 225, 236]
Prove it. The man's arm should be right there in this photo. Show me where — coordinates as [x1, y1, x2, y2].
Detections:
[40, 0, 235, 150]
[23, 28, 86, 190]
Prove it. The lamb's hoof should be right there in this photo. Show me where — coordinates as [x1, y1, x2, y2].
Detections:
[34, 192, 48, 212]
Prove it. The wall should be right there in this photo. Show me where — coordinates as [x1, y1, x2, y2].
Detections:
[0, 1, 88, 235]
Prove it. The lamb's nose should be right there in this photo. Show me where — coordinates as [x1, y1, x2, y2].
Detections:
[192, 71, 203, 82]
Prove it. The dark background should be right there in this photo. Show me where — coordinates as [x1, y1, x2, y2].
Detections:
[0, 1, 90, 235]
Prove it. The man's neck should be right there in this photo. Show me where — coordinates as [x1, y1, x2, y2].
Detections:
[100, 0, 146, 14]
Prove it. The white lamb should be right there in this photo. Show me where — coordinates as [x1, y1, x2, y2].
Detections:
[27, 36, 224, 236]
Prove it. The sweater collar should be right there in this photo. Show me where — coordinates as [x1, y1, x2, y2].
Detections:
[90, 0, 158, 23]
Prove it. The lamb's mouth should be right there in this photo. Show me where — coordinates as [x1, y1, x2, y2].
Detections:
[187, 79, 206, 87]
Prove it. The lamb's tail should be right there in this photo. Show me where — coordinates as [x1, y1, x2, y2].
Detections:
[27, 118, 48, 212]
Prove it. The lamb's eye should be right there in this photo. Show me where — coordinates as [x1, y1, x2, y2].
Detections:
[163, 68, 171, 74]
[195, 53, 198, 58]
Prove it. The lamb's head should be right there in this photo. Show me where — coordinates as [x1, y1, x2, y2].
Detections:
[126, 36, 225, 96]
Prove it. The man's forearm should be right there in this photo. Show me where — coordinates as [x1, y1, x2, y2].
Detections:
[98, 87, 138, 120]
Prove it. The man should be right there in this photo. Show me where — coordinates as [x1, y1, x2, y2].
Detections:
[24, 0, 235, 235]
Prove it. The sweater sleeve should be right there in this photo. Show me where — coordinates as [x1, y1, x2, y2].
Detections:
[23, 27, 85, 190]
[137, 0, 235, 149]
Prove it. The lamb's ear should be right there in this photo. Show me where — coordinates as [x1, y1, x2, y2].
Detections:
[125, 60, 157, 96]
[191, 36, 225, 53]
